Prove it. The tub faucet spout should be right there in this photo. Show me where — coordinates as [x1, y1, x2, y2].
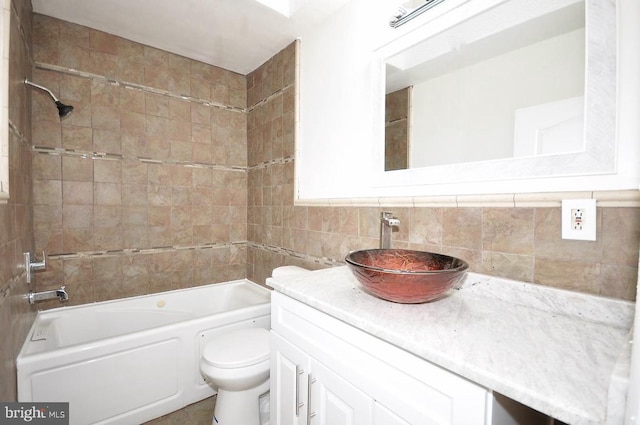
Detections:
[380, 212, 400, 249]
[27, 286, 69, 305]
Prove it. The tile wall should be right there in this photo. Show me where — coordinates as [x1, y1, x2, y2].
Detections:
[30, 15, 249, 307]
[0, 0, 34, 402]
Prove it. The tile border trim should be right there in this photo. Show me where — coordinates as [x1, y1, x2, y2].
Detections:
[34, 62, 295, 115]
[35, 62, 247, 114]
[247, 241, 342, 267]
[45, 241, 248, 261]
[295, 190, 640, 208]
[32, 146, 249, 173]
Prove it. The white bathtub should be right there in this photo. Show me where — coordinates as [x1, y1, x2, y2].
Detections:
[17, 279, 271, 425]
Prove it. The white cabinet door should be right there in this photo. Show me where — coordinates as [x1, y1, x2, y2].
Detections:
[271, 332, 310, 425]
[308, 359, 372, 425]
[373, 402, 411, 425]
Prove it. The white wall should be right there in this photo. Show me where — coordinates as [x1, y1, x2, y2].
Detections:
[295, 0, 398, 199]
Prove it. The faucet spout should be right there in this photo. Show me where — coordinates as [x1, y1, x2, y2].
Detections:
[27, 286, 69, 304]
[380, 212, 400, 249]
[56, 287, 69, 302]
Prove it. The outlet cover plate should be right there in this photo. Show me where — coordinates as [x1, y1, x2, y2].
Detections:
[562, 199, 596, 241]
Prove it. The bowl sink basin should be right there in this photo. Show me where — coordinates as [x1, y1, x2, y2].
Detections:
[345, 249, 469, 303]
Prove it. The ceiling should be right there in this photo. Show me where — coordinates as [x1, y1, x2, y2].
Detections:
[31, 0, 351, 75]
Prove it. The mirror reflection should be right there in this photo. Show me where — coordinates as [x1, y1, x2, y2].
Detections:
[384, 0, 585, 171]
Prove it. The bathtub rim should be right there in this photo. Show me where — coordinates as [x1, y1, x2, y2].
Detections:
[17, 279, 271, 361]
[33, 278, 270, 316]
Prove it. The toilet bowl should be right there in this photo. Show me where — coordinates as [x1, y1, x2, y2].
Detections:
[200, 327, 270, 425]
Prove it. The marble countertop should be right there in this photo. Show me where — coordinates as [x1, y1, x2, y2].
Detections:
[267, 266, 635, 425]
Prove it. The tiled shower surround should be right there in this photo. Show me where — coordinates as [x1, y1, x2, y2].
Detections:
[0, 5, 638, 404]
[30, 14, 249, 305]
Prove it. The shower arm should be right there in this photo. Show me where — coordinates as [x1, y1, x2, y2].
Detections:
[24, 78, 74, 118]
[24, 78, 61, 102]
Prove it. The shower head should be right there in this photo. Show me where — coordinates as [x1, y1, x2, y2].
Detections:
[24, 79, 74, 119]
[55, 101, 74, 118]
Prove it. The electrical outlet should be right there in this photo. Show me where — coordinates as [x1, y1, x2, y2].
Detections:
[571, 208, 583, 230]
[562, 199, 596, 241]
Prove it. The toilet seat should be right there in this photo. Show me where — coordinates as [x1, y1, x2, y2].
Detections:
[202, 328, 269, 369]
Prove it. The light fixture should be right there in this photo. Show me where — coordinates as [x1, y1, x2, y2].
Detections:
[24, 78, 74, 118]
[390, 0, 447, 28]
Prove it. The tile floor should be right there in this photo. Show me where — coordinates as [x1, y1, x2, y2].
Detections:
[144, 396, 216, 425]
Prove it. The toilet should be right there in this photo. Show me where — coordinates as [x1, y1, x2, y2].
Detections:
[200, 266, 310, 425]
[200, 327, 271, 425]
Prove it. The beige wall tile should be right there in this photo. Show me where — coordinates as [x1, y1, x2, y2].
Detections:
[534, 258, 601, 294]
[94, 159, 122, 183]
[62, 125, 92, 150]
[483, 208, 534, 255]
[32, 153, 61, 180]
[63, 205, 93, 228]
[600, 265, 638, 299]
[482, 252, 534, 282]
[94, 182, 121, 205]
[32, 120, 62, 147]
[62, 156, 92, 181]
[63, 228, 94, 252]
[409, 208, 442, 246]
[443, 208, 483, 250]
[63, 180, 93, 205]
[602, 208, 640, 267]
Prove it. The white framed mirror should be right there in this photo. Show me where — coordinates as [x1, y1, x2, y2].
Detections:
[294, 0, 638, 202]
[369, 0, 632, 197]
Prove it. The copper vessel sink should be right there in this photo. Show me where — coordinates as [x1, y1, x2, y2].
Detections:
[345, 249, 469, 304]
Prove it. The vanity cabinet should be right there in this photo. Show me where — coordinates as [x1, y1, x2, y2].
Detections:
[272, 332, 372, 425]
[270, 292, 490, 425]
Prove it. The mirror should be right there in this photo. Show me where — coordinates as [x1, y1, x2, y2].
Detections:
[384, 0, 586, 171]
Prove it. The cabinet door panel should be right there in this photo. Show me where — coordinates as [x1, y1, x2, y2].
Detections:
[310, 360, 372, 425]
[373, 402, 411, 425]
[271, 332, 310, 425]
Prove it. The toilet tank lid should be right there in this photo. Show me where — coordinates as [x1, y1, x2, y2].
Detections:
[272, 265, 309, 277]
[202, 328, 270, 369]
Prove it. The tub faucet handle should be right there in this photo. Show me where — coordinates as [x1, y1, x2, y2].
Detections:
[24, 252, 47, 284]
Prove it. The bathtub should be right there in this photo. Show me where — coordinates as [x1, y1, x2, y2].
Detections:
[17, 279, 271, 425]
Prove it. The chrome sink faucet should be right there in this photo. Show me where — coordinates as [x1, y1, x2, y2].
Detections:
[380, 212, 400, 249]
